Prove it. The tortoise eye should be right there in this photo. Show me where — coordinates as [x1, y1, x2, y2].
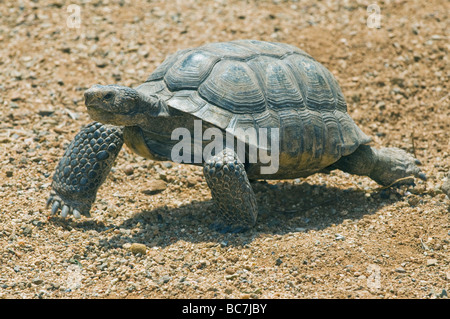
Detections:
[103, 92, 114, 101]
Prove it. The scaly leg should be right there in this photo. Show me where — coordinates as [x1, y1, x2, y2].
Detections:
[203, 148, 258, 232]
[46, 122, 123, 218]
[330, 144, 426, 186]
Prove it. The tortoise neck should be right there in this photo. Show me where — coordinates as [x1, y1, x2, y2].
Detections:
[137, 92, 170, 117]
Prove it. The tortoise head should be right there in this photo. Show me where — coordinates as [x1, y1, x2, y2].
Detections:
[84, 84, 142, 125]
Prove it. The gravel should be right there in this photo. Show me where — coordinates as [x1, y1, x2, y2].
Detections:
[0, 0, 448, 299]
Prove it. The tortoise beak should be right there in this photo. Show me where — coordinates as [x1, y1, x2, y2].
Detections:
[84, 85, 102, 107]
[84, 91, 95, 107]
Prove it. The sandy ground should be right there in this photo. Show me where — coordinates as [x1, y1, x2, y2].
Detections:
[0, 0, 448, 299]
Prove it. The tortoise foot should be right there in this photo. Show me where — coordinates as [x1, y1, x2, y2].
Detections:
[46, 190, 91, 219]
[370, 147, 427, 186]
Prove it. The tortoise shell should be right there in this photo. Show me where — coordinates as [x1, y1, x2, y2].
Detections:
[136, 40, 371, 178]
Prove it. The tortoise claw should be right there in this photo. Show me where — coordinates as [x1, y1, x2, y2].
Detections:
[73, 209, 81, 219]
[51, 201, 60, 215]
[61, 205, 70, 218]
[46, 196, 53, 208]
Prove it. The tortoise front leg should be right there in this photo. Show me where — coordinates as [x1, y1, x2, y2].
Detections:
[46, 122, 124, 218]
[203, 148, 258, 232]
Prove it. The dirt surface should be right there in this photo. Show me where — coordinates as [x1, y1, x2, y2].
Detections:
[0, 0, 449, 299]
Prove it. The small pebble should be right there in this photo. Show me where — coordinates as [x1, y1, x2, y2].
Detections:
[123, 165, 134, 175]
[157, 275, 171, 285]
[407, 196, 420, 206]
[38, 109, 54, 117]
[225, 274, 238, 280]
[129, 243, 147, 255]
[22, 226, 32, 236]
[141, 180, 167, 195]
[32, 278, 43, 285]
[427, 259, 438, 266]
[225, 267, 236, 275]
[162, 162, 173, 168]
[186, 176, 198, 187]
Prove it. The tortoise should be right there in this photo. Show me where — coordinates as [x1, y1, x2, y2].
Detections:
[47, 40, 426, 231]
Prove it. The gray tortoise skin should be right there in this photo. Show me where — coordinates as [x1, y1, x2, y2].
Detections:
[47, 40, 425, 231]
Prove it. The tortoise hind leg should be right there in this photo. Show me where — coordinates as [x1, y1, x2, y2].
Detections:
[203, 148, 258, 232]
[329, 144, 426, 186]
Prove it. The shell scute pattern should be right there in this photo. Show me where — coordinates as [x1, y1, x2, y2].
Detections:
[145, 48, 191, 82]
[156, 41, 333, 115]
[198, 60, 266, 113]
[263, 58, 305, 109]
[140, 40, 371, 174]
[165, 50, 221, 91]
[203, 42, 253, 58]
